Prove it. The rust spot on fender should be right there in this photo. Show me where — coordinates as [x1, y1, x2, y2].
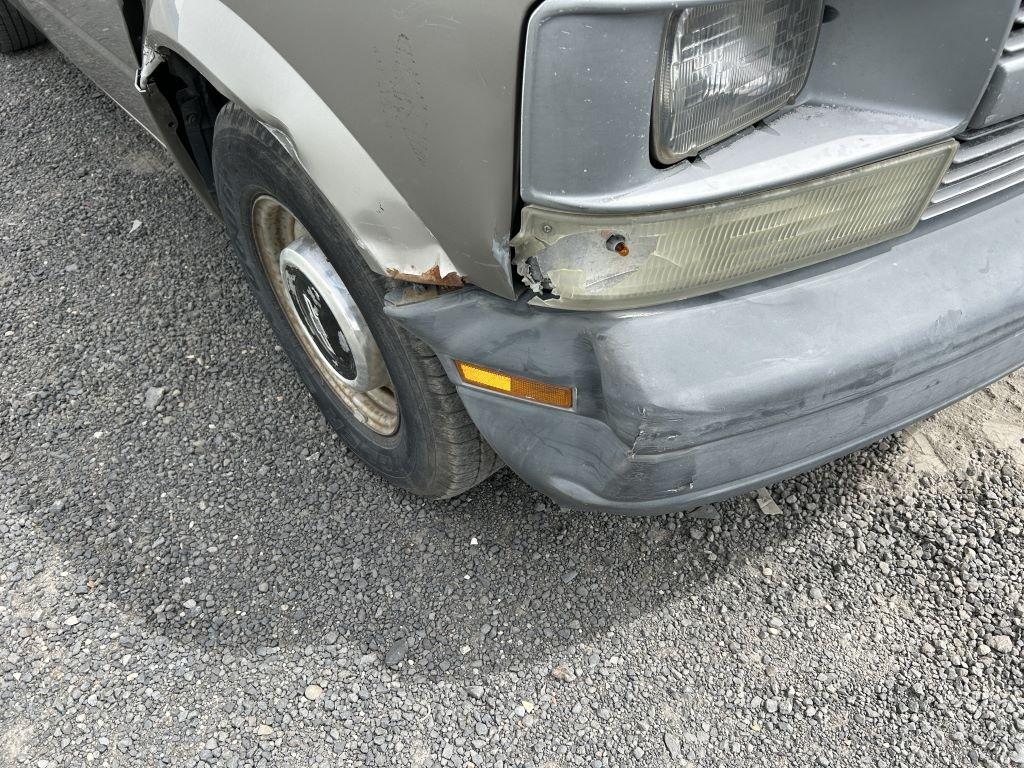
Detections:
[386, 265, 466, 288]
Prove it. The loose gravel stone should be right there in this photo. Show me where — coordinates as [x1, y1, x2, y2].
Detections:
[303, 684, 324, 702]
[991, 635, 1015, 654]
[664, 732, 682, 759]
[1, 43, 1023, 768]
[142, 386, 166, 411]
[384, 639, 409, 667]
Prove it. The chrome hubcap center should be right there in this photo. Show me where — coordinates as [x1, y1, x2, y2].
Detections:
[278, 235, 388, 393]
[285, 260, 357, 379]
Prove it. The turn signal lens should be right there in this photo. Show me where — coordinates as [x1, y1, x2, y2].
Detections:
[455, 361, 574, 409]
[513, 141, 957, 310]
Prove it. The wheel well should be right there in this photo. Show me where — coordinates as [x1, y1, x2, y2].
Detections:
[122, 0, 144, 57]
[148, 51, 229, 200]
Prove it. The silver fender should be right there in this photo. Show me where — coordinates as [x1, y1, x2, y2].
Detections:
[144, 0, 467, 288]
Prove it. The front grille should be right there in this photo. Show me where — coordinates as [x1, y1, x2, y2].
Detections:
[1007, 2, 1024, 55]
[923, 116, 1024, 218]
[924, 2, 1024, 218]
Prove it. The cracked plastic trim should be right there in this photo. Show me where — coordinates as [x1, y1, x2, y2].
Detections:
[133, 42, 164, 94]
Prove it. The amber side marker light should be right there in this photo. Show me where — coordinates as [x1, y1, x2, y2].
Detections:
[455, 361, 574, 409]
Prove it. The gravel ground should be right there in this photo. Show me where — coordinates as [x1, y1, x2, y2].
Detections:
[3, 44, 1024, 768]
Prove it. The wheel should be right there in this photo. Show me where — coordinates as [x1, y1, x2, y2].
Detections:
[0, 1, 44, 54]
[212, 104, 500, 498]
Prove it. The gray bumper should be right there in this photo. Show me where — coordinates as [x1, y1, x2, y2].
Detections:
[387, 190, 1024, 515]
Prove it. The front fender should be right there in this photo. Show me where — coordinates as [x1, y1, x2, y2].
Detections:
[142, 0, 518, 296]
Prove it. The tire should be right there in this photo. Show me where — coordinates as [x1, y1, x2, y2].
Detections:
[212, 104, 500, 498]
[0, 1, 44, 54]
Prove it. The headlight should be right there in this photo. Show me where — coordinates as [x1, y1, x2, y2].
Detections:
[513, 141, 957, 310]
[653, 0, 824, 164]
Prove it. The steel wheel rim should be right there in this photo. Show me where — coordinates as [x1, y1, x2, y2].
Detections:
[251, 195, 400, 436]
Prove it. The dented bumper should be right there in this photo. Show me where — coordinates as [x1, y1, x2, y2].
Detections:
[387, 191, 1024, 515]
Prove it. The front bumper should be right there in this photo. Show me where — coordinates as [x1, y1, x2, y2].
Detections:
[387, 190, 1024, 515]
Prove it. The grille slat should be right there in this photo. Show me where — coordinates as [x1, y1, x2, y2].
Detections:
[924, 167, 1024, 219]
[933, 154, 1024, 203]
[923, 117, 1024, 218]
[958, 113, 1024, 143]
[945, 144, 1024, 183]
[1006, 28, 1024, 54]
[1009, 2, 1024, 53]
[949, 118, 1024, 167]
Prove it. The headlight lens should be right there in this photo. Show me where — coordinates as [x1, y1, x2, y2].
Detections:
[653, 0, 824, 164]
[513, 141, 957, 310]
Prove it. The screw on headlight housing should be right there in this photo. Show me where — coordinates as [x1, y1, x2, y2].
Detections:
[605, 234, 629, 257]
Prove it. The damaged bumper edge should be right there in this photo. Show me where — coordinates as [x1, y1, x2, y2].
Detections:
[134, 43, 165, 94]
[390, 189, 1024, 515]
